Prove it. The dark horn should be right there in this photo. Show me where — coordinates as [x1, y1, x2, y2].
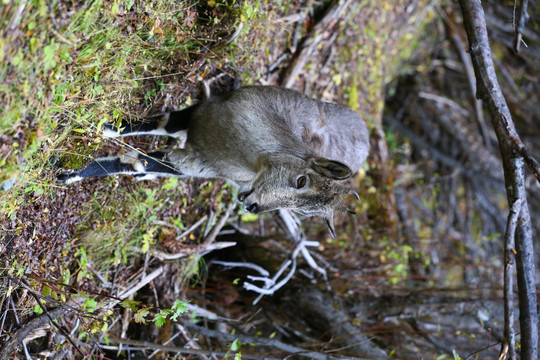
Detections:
[324, 217, 336, 238]
[349, 189, 360, 200]
[338, 206, 356, 215]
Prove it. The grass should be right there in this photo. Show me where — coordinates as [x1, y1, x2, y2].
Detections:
[1, 0, 245, 233]
[0, 0, 260, 351]
[1, 0, 244, 180]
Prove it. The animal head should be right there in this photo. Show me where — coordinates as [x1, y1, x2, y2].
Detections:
[237, 156, 359, 237]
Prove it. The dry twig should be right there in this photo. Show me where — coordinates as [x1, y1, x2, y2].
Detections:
[513, 0, 530, 52]
[180, 320, 372, 360]
[279, 0, 353, 88]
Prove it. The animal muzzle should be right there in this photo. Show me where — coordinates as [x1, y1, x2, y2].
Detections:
[237, 188, 262, 214]
[244, 201, 261, 214]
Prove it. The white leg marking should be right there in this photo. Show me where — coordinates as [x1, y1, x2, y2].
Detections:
[64, 175, 83, 184]
[103, 127, 120, 138]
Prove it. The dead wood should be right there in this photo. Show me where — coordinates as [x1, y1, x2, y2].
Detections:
[350, 294, 507, 358]
[385, 114, 502, 188]
[279, 0, 353, 88]
[0, 306, 68, 360]
[181, 319, 371, 360]
[444, 13, 490, 147]
[280, 287, 387, 358]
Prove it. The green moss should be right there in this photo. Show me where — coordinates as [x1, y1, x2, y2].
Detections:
[1, 0, 245, 207]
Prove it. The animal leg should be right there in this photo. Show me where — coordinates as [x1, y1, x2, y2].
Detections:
[103, 105, 199, 139]
[57, 151, 182, 184]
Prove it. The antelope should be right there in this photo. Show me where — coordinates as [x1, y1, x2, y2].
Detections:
[58, 86, 370, 236]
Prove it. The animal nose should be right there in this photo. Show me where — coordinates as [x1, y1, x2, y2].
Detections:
[244, 202, 260, 214]
[238, 188, 254, 202]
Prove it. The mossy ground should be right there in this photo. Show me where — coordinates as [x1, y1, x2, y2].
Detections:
[0, 0, 285, 355]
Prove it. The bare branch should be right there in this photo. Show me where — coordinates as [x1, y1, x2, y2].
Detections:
[458, 1, 538, 358]
[503, 196, 521, 358]
[151, 241, 237, 261]
[203, 201, 237, 246]
[513, 0, 530, 53]
[104, 266, 165, 310]
[445, 20, 491, 147]
[211, 260, 270, 277]
[515, 137, 540, 184]
[175, 215, 208, 240]
[180, 320, 374, 360]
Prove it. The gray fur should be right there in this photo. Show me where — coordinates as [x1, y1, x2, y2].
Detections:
[60, 86, 370, 236]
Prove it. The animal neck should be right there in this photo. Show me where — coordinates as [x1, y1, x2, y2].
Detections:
[261, 150, 312, 168]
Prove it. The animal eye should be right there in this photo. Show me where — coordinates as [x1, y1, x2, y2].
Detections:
[296, 175, 307, 189]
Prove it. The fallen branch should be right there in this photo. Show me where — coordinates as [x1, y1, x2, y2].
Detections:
[286, 287, 388, 358]
[384, 115, 503, 188]
[444, 16, 490, 147]
[211, 260, 270, 277]
[103, 332, 238, 359]
[176, 215, 208, 240]
[180, 320, 373, 360]
[151, 241, 236, 261]
[278, 209, 328, 279]
[0, 307, 69, 360]
[458, 1, 538, 359]
[151, 204, 237, 260]
[279, 0, 352, 88]
[103, 266, 165, 311]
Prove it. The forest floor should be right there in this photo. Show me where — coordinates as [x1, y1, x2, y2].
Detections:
[1, 1, 539, 359]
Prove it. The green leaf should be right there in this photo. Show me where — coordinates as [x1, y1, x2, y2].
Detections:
[241, 213, 259, 223]
[84, 297, 98, 312]
[161, 177, 178, 190]
[134, 307, 151, 324]
[33, 304, 44, 315]
[120, 299, 140, 312]
[43, 39, 58, 71]
[169, 299, 189, 321]
[230, 338, 241, 351]
[141, 229, 154, 254]
[154, 312, 167, 327]
[41, 285, 51, 297]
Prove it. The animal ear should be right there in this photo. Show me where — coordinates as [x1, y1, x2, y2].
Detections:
[324, 216, 337, 238]
[310, 157, 352, 180]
